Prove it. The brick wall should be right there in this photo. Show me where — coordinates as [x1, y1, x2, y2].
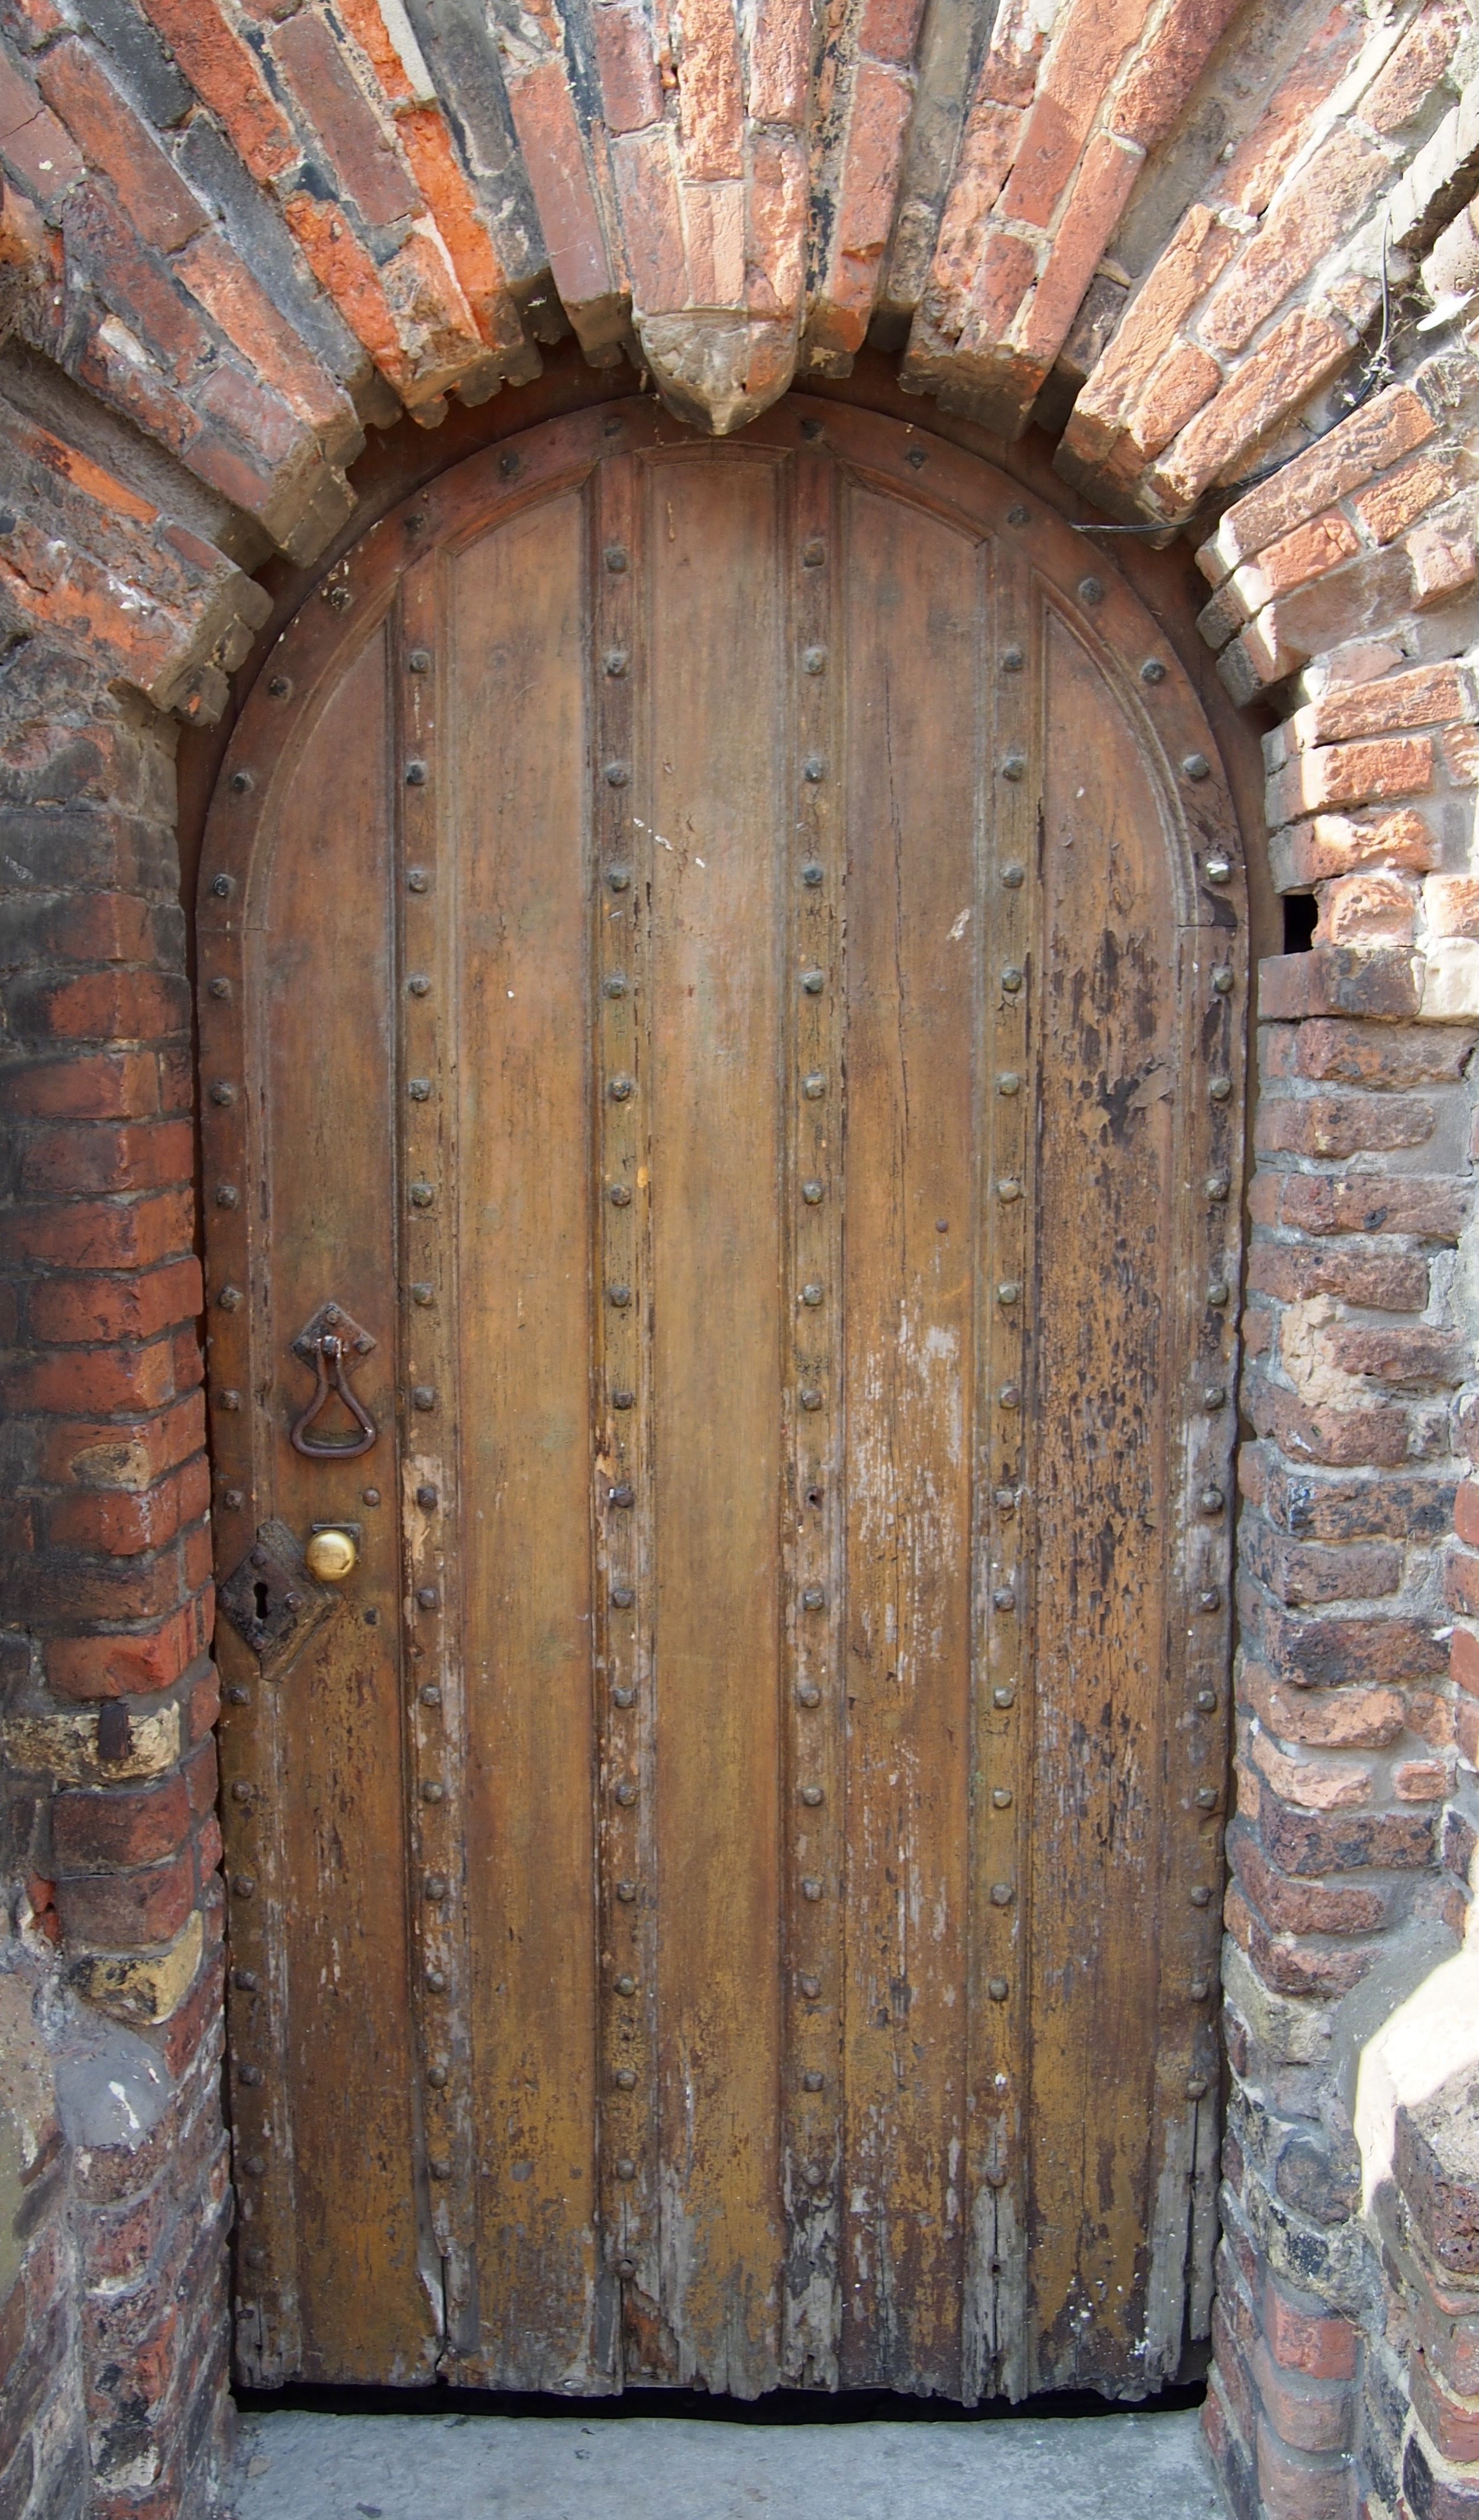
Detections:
[0, 638, 229, 2520]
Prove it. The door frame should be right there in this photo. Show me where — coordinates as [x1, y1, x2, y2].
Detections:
[183, 356, 1270, 2393]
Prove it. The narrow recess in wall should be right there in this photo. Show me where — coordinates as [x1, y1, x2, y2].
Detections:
[1283, 893, 1317, 953]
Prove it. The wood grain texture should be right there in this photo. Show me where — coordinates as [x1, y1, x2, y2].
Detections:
[199, 400, 1244, 2402]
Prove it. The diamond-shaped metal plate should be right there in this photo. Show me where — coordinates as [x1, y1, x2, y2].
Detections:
[218, 1519, 336, 1674]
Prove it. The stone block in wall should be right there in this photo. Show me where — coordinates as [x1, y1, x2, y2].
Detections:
[1397, 2068, 1479, 2276]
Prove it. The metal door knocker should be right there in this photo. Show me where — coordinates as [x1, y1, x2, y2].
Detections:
[290, 1301, 378, 1459]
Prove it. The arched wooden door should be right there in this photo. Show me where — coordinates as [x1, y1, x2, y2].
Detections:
[201, 399, 1245, 2403]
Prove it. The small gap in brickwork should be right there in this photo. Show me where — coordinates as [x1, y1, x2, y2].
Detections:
[1282, 893, 1317, 953]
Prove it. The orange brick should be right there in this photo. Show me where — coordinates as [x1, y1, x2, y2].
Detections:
[1316, 872, 1418, 945]
[1410, 512, 1477, 607]
[1207, 380, 1435, 572]
[134, 0, 298, 185]
[1155, 309, 1355, 512]
[1238, 512, 1361, 606]
[1354, 453, 1465, 545]
[1267, 735, 1435, 823]
[46, 1592, 212, 1701]
[26, 1258, 202, 1347]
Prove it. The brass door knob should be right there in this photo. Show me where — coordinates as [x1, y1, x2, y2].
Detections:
[305, 1527, 359, 1582]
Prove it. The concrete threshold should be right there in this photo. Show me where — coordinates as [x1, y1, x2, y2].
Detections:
[230, 2402, 1223, 2520]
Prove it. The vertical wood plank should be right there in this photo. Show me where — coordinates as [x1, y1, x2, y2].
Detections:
[1026, 604, 1179, 2393]
[452, 492, 601, 2388]
[645, 452, 786, 2398]
[260, 625, 434, 2379]
[839, 484, 981, 2398]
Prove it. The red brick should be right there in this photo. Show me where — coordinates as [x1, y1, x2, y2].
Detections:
[1242, 1586, 1446, 1687]
[18, 1117, 193, 1200]
[1428, 877, 1479, 939]
[1272, 808, 1439, 886]
[1240, 511, 1361, 605]
[1412, 512, 1478, 608]
[1254, 2415, 1358, 2516]
[1242, 1661, 1406, 1747]
[1203, 127, 1389, 360]
[1396, 1757, 1450, 1798]
[1208, 382, 1436, 571]
[1405, 2425, 1479, 2518]
[1291, 1019, 1477, 1087]
[1264, 2279, 1360, 2382]
[181, 1735, 217, 1819]
[1247, 1374, 1412, 1469]
[56, 1838, 196, 1947]
[1212, 2294, 1261, 2450]
[134, 0, 296, 184]
[1315, 870, 1416, 944]
[1452, 1622, 1479, 1697]
[1271, 1172, 1467, 1239]
[52, 1773, 190, 1873]
[506, 58, 615, 316]
[1255, 1093, 1433, 1159]
[1232, 1827, 1389, 1934]
[45, 1593, 211, 1701]
[46, 1466, 196, 1558]
[26, 1258, 201, 1347]
[819, 58, 918, 343]
[35, 40, 205, 254]
[0, 48, 84, 206]
[1259, 1795, 1436, 1874]
[279, 190, 412, 400]
[172, 231, 357, 449]
[996, 0, 1149, 229]
[1155, 310, 1357, 513]
[7, 967, 189, 1045]
[1268, 736, 1436, 826]
[1066, 204, 1238, 463]
[1331, 1324, 1465, 1382]
[1247, 1241, 1428, 1310]
[1364, 0, 1467, 127]
[267, 20, 414, 230]
[1252, 2337, 1357, 2451]
[1, 1337, 180, 1416]
[1354, 453, 1467, 547]
[35, 1390, 205, 1491]
[1244, 1522, 1403, 1605]
[670, 0, 744, 178]
[609, 121, 686, 315]
[0, 1049, 161, 1120]
[1016, 128, 1143, 366]
[1112, 0, 1244, 150]
[1448, 1547, 1479, 1617]
[1227, 1879, 1375, 1995]
[1257, 948, 1423, 1022]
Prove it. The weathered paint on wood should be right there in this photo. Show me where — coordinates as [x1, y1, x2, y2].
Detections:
[199, 400, 1243, 2402]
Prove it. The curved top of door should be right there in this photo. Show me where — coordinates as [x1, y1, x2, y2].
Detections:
[198, 395, 1245, 935]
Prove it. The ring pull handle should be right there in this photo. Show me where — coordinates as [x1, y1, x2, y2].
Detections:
[290, 1332, 377, 1459]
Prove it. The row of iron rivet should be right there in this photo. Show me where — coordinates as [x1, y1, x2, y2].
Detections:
[594, 470, 653, 2285]
[396, 593, 464, 2221]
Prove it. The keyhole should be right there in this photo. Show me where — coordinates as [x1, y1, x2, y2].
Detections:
[254, 1581, 270, 1620]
